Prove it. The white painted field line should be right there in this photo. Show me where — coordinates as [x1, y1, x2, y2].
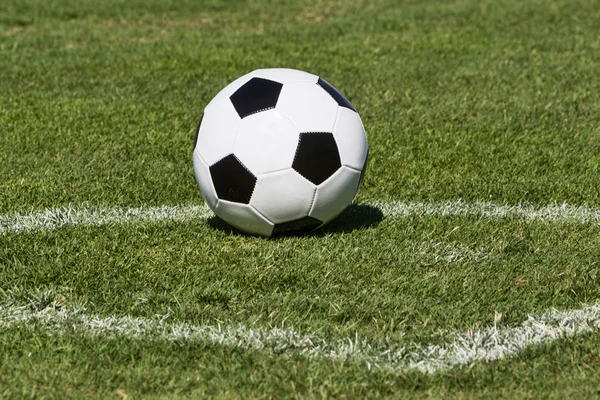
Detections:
[1, 301, 599, 374]
[0, 204, 211, 235]
[1, 200, 599, 236]
[373, 200, 600, 225]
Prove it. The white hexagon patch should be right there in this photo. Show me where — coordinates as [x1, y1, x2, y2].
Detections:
[250, 168, 316, 224]
[234, 109, 300, 175]
[276, 81, 339, 133]
[196, 99, 241, 166]
[215, 200, 274, 237]
[332, 107, 368, 171]
[309, 166, 361, 224]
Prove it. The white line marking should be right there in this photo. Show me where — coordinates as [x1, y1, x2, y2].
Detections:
[0, 204, 211, 235]
[373, 200, 600, 224]
[1, 200, 599, 236]
[1, 301, 599, 373]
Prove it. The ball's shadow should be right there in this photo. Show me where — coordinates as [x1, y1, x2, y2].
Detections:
[207, 204, 384, 238]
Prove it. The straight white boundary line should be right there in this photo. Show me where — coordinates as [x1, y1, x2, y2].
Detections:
[1, 301, 599, 374]
[0, 205, 211, 235]
[1, 200, 599, 235]
[373, 200, 600, 224]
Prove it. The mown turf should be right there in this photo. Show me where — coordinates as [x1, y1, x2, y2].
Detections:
[2, 215, 600, 345]
[1, 0, 600, 214]
[1, 0, 600, 397]
[2, 322, 600, 398]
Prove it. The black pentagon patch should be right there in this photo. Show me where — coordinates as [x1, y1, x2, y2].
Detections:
[210, 154, 256, 204]
[292, 132, 342, 185]
[230, 77, 283, 119]
[193, 113, 203, 150]
[272, 216, 322, 235]
[317, 77, 356, 112]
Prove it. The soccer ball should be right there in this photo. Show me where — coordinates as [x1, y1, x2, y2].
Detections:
[192, 68, 368, 237]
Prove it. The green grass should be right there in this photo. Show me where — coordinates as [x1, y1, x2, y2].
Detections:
[1, 0, 600, 397]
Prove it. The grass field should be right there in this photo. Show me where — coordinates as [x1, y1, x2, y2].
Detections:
[1, 0, 600, 397]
